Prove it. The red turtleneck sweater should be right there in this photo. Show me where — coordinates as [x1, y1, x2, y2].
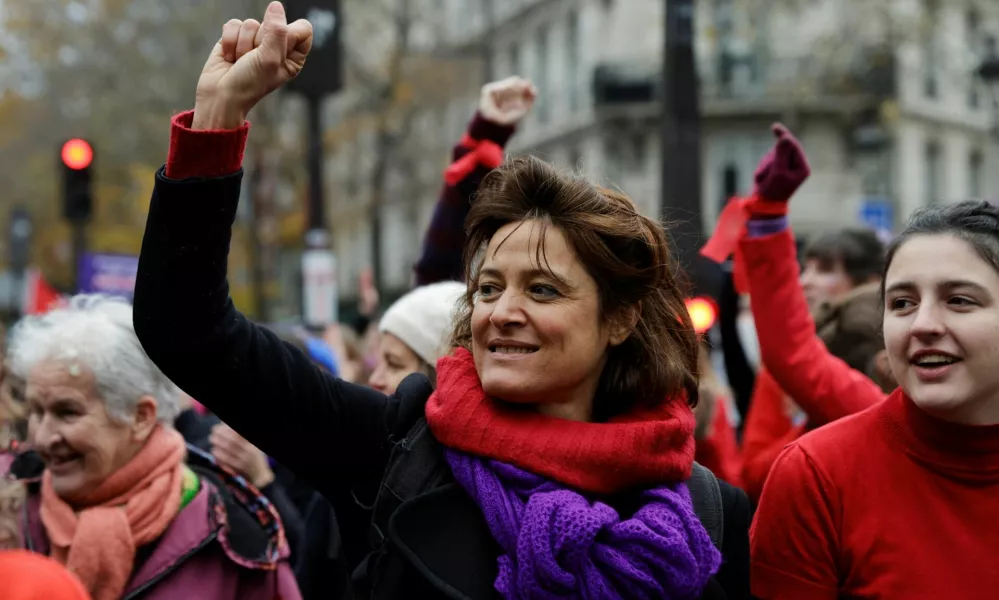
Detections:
[751, 388, 999, 599]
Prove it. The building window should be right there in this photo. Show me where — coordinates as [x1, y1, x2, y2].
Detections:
[721, 163, 739, 200]
[604, 137, 622, 184]
[509, 43, 520, 76]
[922, 46, 938, 98]
[566, 10, 580, 112]
[459, 0, 477, 31]
[970, 150, 984, 198]
[967, 80, 980, 110]
[627, 134, 646, 173]
[924, 141, 941, 205]
[967, 9, 981, 109]
[535, 28, 549, 123]
[922, 2, 939, 98]
[479, 0, 490, 30]
[715, 0, 735, 92]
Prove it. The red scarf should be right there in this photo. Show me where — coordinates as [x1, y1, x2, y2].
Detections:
[425, 348, 696, 494]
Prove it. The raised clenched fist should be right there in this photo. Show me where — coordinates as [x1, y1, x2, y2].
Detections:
[478, 76, 537, 126]
[193, 1, 314, 130]
[752, 123, 811, 203]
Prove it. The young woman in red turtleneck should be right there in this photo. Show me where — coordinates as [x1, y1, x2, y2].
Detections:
[744, 175, 999, 595]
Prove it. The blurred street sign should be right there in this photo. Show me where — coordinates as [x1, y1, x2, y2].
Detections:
[859, 197, 893, 234]
[285, 0, 342, 97]
[77, 253, 139, 300]
[302, 249, 338, 327]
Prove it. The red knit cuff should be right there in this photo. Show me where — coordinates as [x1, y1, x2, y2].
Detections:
[165, 110, 250, 180]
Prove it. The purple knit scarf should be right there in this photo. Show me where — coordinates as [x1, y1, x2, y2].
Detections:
[445, 449, 722, 599]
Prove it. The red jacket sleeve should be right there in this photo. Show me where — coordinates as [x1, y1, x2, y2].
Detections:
[739, 368, 804, 504]
[738, 231, 885, 425]
[751, 444, 840, 600]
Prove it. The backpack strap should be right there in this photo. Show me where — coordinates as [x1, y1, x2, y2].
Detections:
[687, 462, 724, 551]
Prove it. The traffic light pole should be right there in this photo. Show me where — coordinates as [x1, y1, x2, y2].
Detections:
[286, 0, 342, 328]
[301, 92, 338, 328]
[306, 94, 325, 233]
[71, 221, 87, 292]
[661, 0, 707, 293]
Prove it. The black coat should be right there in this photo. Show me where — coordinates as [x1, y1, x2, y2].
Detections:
[134, 170, 751, 599]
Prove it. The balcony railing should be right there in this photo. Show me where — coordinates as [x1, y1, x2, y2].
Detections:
[700, 50, 897, 102]
[592, 47, 897, 112]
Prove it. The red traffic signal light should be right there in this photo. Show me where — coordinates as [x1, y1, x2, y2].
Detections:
[61, 139, 93, 170]
[61, 139, 93, 222]
[686, 296, 718, 334]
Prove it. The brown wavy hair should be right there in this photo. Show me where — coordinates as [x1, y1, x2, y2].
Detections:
[449, 156, 699, 420]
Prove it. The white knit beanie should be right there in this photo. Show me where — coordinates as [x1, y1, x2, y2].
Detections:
[378, 281, 466, 366]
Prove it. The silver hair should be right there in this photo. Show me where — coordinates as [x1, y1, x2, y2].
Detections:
[7, 294, 181, 425]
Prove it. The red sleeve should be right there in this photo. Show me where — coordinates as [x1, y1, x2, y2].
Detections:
[751, 444, 840, 600]
[738, 231, 885, 425]
[740, 368, 804, 504]
[165, 110, 250, 180]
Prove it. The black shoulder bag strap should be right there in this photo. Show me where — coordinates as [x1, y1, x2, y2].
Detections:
[687, 461, 725, 551]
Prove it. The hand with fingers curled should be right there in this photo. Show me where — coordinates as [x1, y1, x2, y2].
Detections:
[209, 423, 275, 489]
[193, 1, 314, 131]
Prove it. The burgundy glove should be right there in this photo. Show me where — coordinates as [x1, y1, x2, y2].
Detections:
[701, 123, 811, 293]
[749, 124, 811, 215]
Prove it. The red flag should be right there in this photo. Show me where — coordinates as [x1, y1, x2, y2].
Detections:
[22, 269, 66, 315]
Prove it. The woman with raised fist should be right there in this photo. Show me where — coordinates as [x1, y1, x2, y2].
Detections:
[134, 4, 750, 598]
[717, 127, 999, 597]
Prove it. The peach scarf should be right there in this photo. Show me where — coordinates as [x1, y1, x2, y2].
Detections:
[40, 425, 186, 600]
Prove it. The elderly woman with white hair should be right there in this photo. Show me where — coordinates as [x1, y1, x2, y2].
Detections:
[7, 295, 300, 600]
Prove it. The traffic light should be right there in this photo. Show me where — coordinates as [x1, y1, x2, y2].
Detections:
[61, 138, 93, 223]
[285, 0, 343, 96]
[685, 296, 718, 334]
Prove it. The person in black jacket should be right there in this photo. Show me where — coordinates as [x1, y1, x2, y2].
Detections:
[133, 4, 750, 599]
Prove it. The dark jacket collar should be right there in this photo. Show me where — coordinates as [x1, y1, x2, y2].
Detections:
[388, 483, 501, 600]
